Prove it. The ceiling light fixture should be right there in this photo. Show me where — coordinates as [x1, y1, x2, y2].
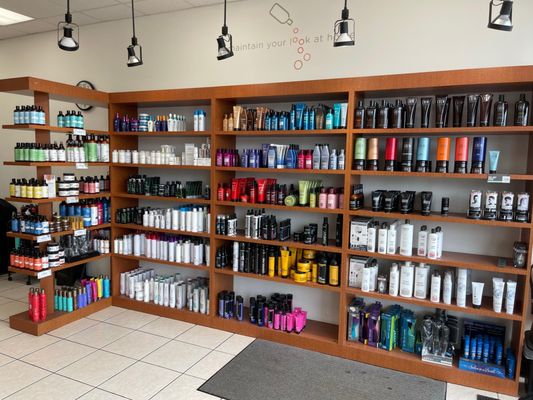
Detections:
[0, 7, 33, 26]
[334, 0, 355, 47]
[57, 0, 79, 51]
[217, 0, 234, 61]
[127, 0, 143, 67]
[488, 0, 513, 31]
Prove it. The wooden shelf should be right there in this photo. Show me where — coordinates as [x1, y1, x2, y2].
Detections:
[6, 223, 111, 241]
[111, 163, 211, 170]
[214, 232, 342, 253]
[350, 170, 533, 180]
[4, 161, 109, 167]
[6, 192, 110, 204]
[112, 131, 210, 137]
[352, 126, 533, 136]
[350, 208, 532, 229]
[347, 248, 525, 276]
[9, 297, 112, 336]
[114, 193, 210, 205]
[2, 124, 108, 135]
[8, 254, 111, 277]
[113, 254, 209, 272]
[215, 268, 341, 292]
[345, 286, 522, 321]
[216, 201, 344, 215]
[215, 166, 345, 175]
[112, 223, 209, 238]
[217, 129, 346, 136]
[113, 295, 210, 325]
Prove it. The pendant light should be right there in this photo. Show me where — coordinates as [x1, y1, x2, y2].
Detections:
[333, 0, 355, 47]
[57, 0, 79, 51]
[488, 0, 513, 31]
[127, 0, 143, 67]
[217, 0, 234, 60]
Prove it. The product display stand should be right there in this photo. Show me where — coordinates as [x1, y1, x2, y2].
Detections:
[1, 67, 532, 395]
[0, 77, 111, 335]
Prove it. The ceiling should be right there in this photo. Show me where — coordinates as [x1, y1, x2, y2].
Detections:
[0, 0, 242, 40]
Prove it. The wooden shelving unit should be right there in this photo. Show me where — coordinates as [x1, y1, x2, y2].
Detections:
[0, 77, 111, 336]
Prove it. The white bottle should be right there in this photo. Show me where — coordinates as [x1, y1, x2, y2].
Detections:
[414, 263, 429, 299]
[427, 229, 439, 260]
[387, 221, 398, 254]
[329, 149, 337, 170]
[389, 263, 399, 296]
[456, 268, 467, 307]
[377, 222, 388, 254]
[435, 226, 443, 258]
[369, 263, 378, 292]
[312, 144, 321, 169]
[320, 144, 330, 170]
[417, 225, 428, 257]
[338, 149, 345, 170]
[430, 272, 441, 303]
[399, 262, 414, 298]
[399, 219, 414, 256]
[443, 270, 453, 305]
[367, 222, 377, 253]
[361, 267, 371, 292]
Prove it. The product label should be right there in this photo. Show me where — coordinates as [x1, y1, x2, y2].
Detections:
[74, 229, 87, 237]
[36, 234, 51, 243]
[66, 196, 79, 204]
[76, 162, 88, 169]
[37, 269, 52, 279]
[72, 128, 86, 136]
[487, 174, 511, 184]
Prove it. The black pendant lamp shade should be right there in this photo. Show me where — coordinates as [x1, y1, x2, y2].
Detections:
[217, 0, 234, 60]
[488, 0, 513, 31]
[333, 0, 355, 47]
[57, 0, 79, 51]
[127, 0, 143, 67]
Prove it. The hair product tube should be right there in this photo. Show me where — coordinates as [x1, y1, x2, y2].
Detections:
[400, 138, 414, 172]
[506, 280, 516, 315]
[435, 95, 449, 128]
[471, 282, 484, 309]
[492, 278, 505, 313]
[466, 95, 480, 127]
[415, 137, 430, 172]
[420, 97, 432, 128]
[405, 97, 417, 128]
[470, 136, 487, 174]
[384, 138, 397, 171]
[435, 137, 451, 173]
[353, 138, 367, 170]
[420, 191, 433, 216]
[454, 137, 469, 173]
[366, 138, 379, 171]
[452, 96, 465, 127]
[479, 93, 494, 127]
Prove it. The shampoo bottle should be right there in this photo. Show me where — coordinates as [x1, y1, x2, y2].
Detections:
[367, 222, 377, 253]
[443, 270, 453, 305]
[493, 94, 508, 127]
[417, 225, 428, 257]
[313, 144, 321, 170]
[399, 262, 414, 298]
[427, 229, 439, 260]
[320, 144, 330, 169]
[414, 263, 429, 299]
[430, 272, 442, 303]
[377, 222, 388, 254]
[514, 93, 530, 126]
[435, 226, 443, 258]
[456, 268, 467, 307]
[399, 219, 413, 256]
[387, 221, 397, 255]
[389, 263, 399, 296]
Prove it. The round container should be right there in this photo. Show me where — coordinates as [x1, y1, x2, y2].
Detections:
[47, 243, 59, 253]
[63, 173, 75, 182]
[302, 249, 316, 260]
[297, 259, 311, 273]
[293, 271, 307, 283]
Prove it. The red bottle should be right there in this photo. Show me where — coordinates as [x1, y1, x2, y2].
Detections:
[30, 290, 40, 322]
[28, 287, 33, 318]
[39, 289, 47, 321]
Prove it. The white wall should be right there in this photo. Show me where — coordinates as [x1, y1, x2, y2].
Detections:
[0, 0, 532, 324]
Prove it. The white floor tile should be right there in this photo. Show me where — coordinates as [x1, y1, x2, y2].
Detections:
[104, 309, 158, 330]
[103, 330, 169, 359]
[0, 285, 33, 301]
[78, 388, 127, 400]
[151, 374, 220, 400]
[67, 322, 132, 348]
[447, 383, 498, 400]
[177, 325, 232, 349]
[0, 333, 59, 358]
[138, 317, 195, 339]
[86, 306, 127, 321]
[21, 340, 95, 372]
[99, 361, 179, 400]
[0, 300, 27, 320]
[215, 334, 254, 355]
[0, 360, 50, 398]
[58, 349, 135, 386]
[4, 373, 91, 400]
[0, 296, 16, 305]
[142, 340, 210, 373]
[0, 353, 14, 366]
[48, 318, 99, 339]
[0, 279, 26, 291]
[185, 350, 234, 380]
[0, 321, 22, 342]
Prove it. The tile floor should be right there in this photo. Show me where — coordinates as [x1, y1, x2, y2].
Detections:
[0, 273, 521, 400]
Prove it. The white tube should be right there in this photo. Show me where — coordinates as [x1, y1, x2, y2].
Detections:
[472, 282, 484, 308]
[414, 263, 429, 299]
[456, 268, 467, 307]
[361, 267, 371, 292]
[492, 278, 505, 313]
[400, 262, 414, 298]
[506, 280, 517, 315]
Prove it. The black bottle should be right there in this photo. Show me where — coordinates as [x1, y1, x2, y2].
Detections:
[377, 100, 390, 129]
[392, 99, 405, 128]
[493, 94, 508, 126]
[365, 100, 377, 129]
[514, 93, 530, 126]
[354, 100, 365, 129]
[335, 214, 342, 247]
[321, 217, 329, 246]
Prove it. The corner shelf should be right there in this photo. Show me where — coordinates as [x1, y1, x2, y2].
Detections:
[6, 223, 111, 241]
[6, 192, 110, 204]
[8, 254, 111, 277]
[2, 124, 108, 135]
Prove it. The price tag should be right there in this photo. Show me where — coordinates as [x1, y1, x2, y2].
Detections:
[66, 196, 79, 204]
[487, 174, 511, 184]
[36, 234, 51, 243]
[36, 269, 52, 279]
[76, 162, 88, 170]
[72, 128, 86, 136]
[74, 229, 87, 237]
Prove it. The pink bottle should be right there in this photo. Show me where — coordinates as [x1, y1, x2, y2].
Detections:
[318, 188, 327, 209]
[286, 312, 294, 332]
[327, 188, 338, 209]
